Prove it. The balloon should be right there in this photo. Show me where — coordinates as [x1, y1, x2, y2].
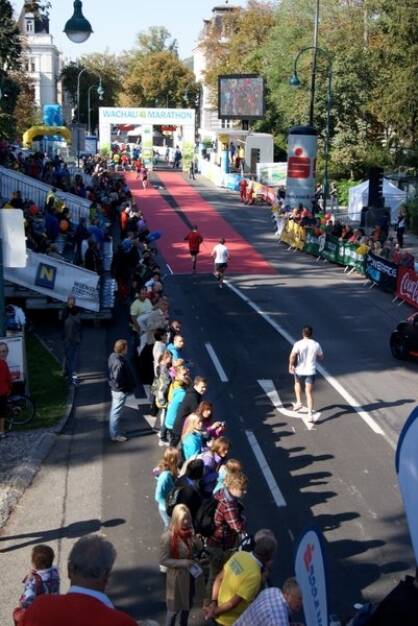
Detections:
[148, 231, 161, 242]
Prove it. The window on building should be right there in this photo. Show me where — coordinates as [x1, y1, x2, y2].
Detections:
[221, 119, 232, 129]
[26, 19, 34, 33]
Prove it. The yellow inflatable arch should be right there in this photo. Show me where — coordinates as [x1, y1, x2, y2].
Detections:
[23, 125, 72, 147]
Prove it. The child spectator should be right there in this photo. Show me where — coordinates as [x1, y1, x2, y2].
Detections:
[13, 545, 60, 624]
[154, 447, 181, 528]
[213, 458, 243, 494]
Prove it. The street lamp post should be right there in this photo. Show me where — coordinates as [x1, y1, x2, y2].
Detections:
[76, 68, 103, 163]
[87, 82, 104, 135]
[64, 0, 93, 43]
[289, 46, 333, 208]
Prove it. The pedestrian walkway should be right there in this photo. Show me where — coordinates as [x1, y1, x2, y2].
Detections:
[126, 172, 276, 275]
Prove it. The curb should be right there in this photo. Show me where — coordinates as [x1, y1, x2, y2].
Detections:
[0, 384, 76, 529]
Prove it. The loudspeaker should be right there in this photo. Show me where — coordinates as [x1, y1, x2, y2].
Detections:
[368, 167, 384, 208]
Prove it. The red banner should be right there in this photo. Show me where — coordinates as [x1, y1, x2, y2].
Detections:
[396, 267, 418, 309]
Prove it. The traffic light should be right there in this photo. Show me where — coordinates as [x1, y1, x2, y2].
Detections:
[368, 166, 384, 208]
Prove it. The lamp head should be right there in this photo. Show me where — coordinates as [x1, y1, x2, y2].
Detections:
[289, 72, 301, 87]
[97, 84, 104, 100]
[64, 0, 93, 44]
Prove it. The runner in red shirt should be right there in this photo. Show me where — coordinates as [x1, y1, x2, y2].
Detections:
[184, 226, 203, 273]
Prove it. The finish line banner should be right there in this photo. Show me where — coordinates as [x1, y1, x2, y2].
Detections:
[5, 251, 100, 312]
[295, 527, 329, 626]
[395, 406, 418, 563]
[365, 252, 398, 292]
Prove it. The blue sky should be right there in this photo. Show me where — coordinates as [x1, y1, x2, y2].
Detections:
[13, 0, 248, 61]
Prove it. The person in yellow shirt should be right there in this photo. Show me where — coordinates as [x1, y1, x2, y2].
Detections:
[129, 287, 153, 334]
[205, 529, 278, 626]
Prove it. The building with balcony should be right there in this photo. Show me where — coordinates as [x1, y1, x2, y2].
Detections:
[18, 7, 63, 115]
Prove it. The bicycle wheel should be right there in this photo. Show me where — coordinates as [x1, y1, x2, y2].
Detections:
[7, 394, 36, 426]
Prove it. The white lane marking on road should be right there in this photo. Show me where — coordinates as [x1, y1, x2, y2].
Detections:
[166, 263, 173, 275]
[125, 395, 150, 408]
[205, 342, 229, 382]
[245, 429, 287, 508]
[226, 281, 389, 443]
[258, 379, 316, 431]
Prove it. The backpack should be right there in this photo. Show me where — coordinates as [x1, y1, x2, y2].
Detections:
[194, 497, 218, 537]
[166, 485, 182, 517]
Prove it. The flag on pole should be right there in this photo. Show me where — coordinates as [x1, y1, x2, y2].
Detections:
[295, 527, 329, 626]
[395, 405, 418, 564]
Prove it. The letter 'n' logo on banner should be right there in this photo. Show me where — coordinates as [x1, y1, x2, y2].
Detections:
[35, 263, 57, 289]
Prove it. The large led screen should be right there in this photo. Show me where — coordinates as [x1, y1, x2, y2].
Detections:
[218, 74, 265, 120]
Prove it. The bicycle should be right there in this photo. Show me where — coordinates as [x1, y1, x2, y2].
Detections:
[6, 394, 36, 430]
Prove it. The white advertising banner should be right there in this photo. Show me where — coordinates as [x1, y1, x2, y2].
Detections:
[295, 527, 329, 626]
[0, 209, 26, 267]
[4, 251, 100, 312]
[286, 127, 317, 208]
[99, 107, 196, 151]
[257, 162, 287, 186]
[395, 405, 418, 563]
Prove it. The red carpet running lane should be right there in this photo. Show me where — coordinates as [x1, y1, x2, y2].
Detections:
[126, 172, 275, 275]
[126, 173, 192, 273]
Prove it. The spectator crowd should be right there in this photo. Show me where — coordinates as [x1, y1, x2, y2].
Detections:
[3, 146, 417, 626]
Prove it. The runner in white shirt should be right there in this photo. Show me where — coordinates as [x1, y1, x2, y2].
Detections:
[212, 238, 229, 288]
[289, 325, 324, 423]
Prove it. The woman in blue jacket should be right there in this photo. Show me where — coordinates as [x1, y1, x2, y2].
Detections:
[181, 414, 205, 461]
[164, 367, 190, 445]
[154, 447, 181, 527]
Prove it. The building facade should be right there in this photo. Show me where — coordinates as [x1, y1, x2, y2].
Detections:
[18, 8, 63, 115]
[193, 4, 238, 140]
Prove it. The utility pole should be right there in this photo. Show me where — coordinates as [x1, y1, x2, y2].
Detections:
[309, 0, 320, 127]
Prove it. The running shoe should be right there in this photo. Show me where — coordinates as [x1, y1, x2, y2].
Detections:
[111, 434, 128, 442]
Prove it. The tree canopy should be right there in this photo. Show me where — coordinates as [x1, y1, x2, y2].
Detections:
[0, 0, 24, 140]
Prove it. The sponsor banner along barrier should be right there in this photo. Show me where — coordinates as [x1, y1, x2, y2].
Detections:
[396, 267, 418, 310]
[280, 223, 368, 272]
[295, 527, 329, 626]
[4, 251, 100, 312]
[365, 252, 398, 293]
[276, 220, 418, 300]
[279, 219, 306, 250]
[395, 406, 418, 563]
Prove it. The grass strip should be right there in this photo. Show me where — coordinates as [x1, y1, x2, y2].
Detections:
[15, 334, 68, 430]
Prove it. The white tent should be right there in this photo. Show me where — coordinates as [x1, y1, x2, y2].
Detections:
[348, 179, 407, 224]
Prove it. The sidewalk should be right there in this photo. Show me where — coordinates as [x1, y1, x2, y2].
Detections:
[0, 321, 109, 623]
[0, 330, 75, 528]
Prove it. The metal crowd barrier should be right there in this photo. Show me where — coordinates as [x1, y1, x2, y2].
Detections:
[0, 166, 90, 225]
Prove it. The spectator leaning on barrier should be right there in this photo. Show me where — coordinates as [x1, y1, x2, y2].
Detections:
[233, 578, 303, 626]
[205, 529, 278, 626]
[20, 535, 137, 626]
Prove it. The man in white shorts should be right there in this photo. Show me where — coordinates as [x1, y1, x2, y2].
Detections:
[212, 238, 229, 288]
[289, 325, 324, 422]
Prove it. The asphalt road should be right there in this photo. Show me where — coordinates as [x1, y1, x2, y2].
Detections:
[0, 173, 417, 625]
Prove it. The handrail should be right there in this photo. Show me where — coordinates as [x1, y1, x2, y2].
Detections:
[0, 166, 90, 224]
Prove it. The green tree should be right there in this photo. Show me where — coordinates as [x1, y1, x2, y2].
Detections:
[0, 0, 24, 139]
[200, 1, 276, 91]
[122, 51, 198, 108]
[369, 0, 418, 158]
[60, 53, 124, 130]
[136, 26, 178, 55]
